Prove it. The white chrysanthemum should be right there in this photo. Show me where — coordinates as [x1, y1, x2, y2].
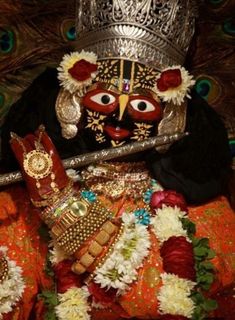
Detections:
[0, 247, 25, 320]
[151, 205, 189, 244]
[158, 273, 196, 317]
[94, 216, 151, 295]
[121, 212, 136, 226]
[57, 51, 98, 94]
[155, 66, 195, 106]
[49, 245, 71, 265]
[56, 287, 90, 320]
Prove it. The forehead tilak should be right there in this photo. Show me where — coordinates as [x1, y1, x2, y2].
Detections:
[95, 59, 159, 94]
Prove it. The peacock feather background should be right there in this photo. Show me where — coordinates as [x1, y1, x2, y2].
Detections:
[0, 0, 235, 162]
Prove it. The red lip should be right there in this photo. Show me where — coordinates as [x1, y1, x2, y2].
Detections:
[104, 125, 131, 141]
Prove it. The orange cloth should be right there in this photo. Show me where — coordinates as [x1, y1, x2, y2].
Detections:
[0, 185, 53, 320]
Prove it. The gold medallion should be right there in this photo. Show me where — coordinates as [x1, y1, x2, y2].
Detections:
[23, 150, 53, 179]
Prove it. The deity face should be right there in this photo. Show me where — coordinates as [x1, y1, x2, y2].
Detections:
[81, 82, 163, 149]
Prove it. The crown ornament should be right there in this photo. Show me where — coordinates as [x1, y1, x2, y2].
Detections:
[75, 0, 197, 71]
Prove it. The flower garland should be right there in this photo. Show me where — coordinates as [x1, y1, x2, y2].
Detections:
[94, 212, 151, 295]
[150, 191, 217, 319]
[0, 246, 25, 319]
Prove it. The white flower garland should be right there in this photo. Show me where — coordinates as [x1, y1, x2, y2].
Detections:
[94, 213, 151, 295]
[158, 273, 196, 318]
[0, 246, 25, 320]
[57, 51, 98, 94]
[151, 205, 189, 244]
[155, 66, 195, 106]
[55, 286, 90, 320]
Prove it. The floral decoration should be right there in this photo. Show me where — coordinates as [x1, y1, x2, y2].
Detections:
[150, 190, 188, 212]
[151, 205, 189, 244]
[150, 190, 217, 319]
[158, 273, 196, 318]
[155, 66, 195, 105]
[49, 245, 70, 265]
[134, 208, 151, 225]
[55, 286, 90, 320]
[94, 212, 150, 295]
[0, 246, 25, 320]
[160, 236, 196, 281]
[57, 51, 98, 94]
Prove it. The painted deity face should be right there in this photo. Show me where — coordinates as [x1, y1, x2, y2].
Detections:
[81, 82, 162, 149]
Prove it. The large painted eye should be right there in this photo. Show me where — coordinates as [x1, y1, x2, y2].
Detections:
[90, 92, 116, 105]
[82, 89, 118, 114]
[130, 99, 155, 112]
[128, 95, 162, 122]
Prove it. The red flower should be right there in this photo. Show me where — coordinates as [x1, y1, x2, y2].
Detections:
[160, 236, 196, 281]
[150, 190, 187, 212]
[54, 260, 81, 293]
[157, 69, 182, 92]
[88, 281, 117, 305]
[160, 315, 189, 320]
[68, 59, 97, 81]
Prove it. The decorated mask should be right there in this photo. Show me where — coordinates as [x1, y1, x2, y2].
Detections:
[55, 0, 197, 151]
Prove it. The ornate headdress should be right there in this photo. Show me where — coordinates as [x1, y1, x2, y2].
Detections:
[75, 0, 197, 71]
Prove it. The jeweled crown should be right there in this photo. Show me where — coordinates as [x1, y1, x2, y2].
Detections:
[76, 0, 197, 71]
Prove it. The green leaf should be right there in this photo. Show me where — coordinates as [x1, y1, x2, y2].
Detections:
[202, 299, 218, 312]
[181, 218, 196, 236]
[194, 247, 209, 257]
[197, 238, 209, 248]
[207, 249, 216, 259]
[38, 290, 58, 307]
[45, 310, 57, 320]
[200, 261, 214, 270]
[192, 305, 205, 320]
[192, 237, 201, 246]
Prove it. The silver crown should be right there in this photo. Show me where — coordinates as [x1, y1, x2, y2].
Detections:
[76, 0, 197, 71]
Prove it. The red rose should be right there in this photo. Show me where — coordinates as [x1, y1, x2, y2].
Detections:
[160, 315, 189, 320]
[68, 59, 98, 81]
[88, 281, 117, 305]
[54, 260, 81, 293]
[160, 236, 196, 281]
[150, 190, 187, 212]
[157, 69, 182, 92]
